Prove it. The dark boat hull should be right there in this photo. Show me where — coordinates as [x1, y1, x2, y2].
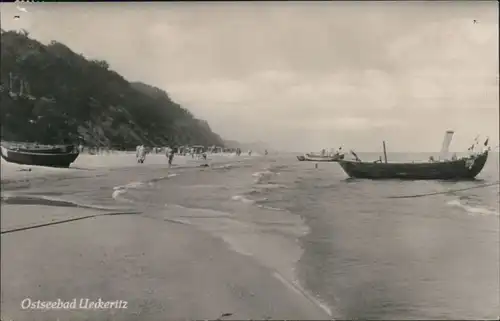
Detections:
[1, 142, 76, 154]
[336, 151, 489, 180]
[1, 146, 79, 168]
[15, 146, 75, 154]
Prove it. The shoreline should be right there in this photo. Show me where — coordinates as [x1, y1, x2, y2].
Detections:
[1, 153, 331, 320]
[0, 204, 331, 320]
[1, 152, 249, 189]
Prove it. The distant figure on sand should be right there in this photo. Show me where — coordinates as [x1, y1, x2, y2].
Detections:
[248, 150, 252, 156]
[168, 148, 175, 167]
[137, 145, 146, 163]
[265, 149, 268, 155]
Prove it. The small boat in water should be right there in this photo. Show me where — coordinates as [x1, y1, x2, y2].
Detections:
[297, 153, 344, 162]
[304, 153, 344, 162]
[336, 131, 490, 180]
[0, 142, 79, 168]
[298, 147, 344, 162]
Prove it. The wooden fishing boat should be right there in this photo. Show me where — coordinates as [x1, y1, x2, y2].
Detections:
[1, 141, 76, 154]
[298, 153, 344, 162]
[1, 143, 79, 168]
[337, 151, 489, 180]
[336, 132, 490, 180]
[12, 145, 75, 154]
[305, 153, 344, 162]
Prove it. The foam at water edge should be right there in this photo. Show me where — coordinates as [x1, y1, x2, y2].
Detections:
[254, 183, 287, 190]
[447, 199, 499, 216]
[252, 170, 273, 178]
[272, 271, 333, 318]
[231, 195, 256, 204]
[155, 201, 336, 318]
[257, 204, 284, 211]
[112, 180, 149, 202]
[252, 170, 275, 184]
[113, 181, 145, 191]
[111, 173, 180, 201]
[111, 189, 132, 202]
[2, 193, 130, 211]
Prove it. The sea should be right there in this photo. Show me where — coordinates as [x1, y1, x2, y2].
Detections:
[2, 152, 499, 320]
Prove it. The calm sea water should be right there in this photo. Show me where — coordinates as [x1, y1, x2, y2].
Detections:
[3, 152, 499, 319]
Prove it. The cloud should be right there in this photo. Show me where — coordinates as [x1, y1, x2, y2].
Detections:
[0, 2, 497, 151]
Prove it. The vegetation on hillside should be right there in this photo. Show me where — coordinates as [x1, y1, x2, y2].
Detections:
[0, 29, 225, 149]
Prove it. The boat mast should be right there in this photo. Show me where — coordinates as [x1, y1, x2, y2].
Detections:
[382, 141, 388, 163]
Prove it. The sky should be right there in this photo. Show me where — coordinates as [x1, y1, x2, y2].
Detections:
[1, 1, 498, 152]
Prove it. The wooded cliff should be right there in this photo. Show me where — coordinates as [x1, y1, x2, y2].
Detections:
[0, 29, 225, 149]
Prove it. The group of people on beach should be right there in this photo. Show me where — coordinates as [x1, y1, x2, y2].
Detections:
[133, 145, 263, 167]
[135, 145, 176, 167]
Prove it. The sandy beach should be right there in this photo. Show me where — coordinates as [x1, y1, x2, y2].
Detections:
[1, 152, 242, 187]
[1, 152, 331, 321]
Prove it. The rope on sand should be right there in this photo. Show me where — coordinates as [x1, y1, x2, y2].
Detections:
[0, 211, 140, 235]
[388, 181, 500, 199]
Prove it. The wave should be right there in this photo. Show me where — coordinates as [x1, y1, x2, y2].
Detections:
[147, 202, 329, 316]
[245, 168, 289, 211]
[111, 173, 179, 202]
[252, 170, 275, 184]
[256, 204, 285, 211]
[187, 184, 229, 190]
[113, 181, 146, 191]
[1, 193, 129, 212]
[272, 271, 333, 317]
[231, 195, 257, 204]
[112, 181, 145, 202]
[446, 199, 499, 216]
[255, 183, 287, 190]
[252, 170, 273, 177]
[388, 181, 500, 199]
[213, 164, 233, 170]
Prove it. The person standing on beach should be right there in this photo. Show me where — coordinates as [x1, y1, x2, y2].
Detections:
[137, 145, 146, 163]
[168, 148, 175, 167]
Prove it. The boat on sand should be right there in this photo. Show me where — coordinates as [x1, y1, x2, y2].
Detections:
[0, 142, 79, 168]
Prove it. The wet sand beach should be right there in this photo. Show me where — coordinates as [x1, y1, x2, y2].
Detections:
[1, 153, 331, 321]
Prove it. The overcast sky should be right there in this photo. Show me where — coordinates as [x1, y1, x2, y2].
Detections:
[1, 1, 498, 152]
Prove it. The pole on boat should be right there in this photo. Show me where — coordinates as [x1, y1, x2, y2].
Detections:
[382, 141, 388, 163]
